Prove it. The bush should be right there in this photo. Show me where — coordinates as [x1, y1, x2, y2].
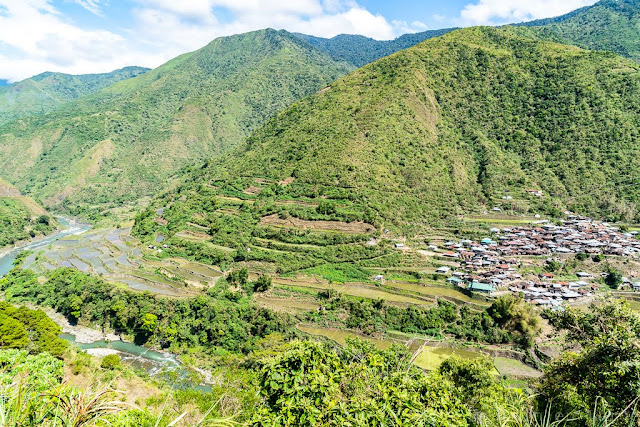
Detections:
[101, 354, 121, 370]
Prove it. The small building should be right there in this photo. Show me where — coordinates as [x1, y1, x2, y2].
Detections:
[468, 282, 495, 295]
[447, 277, 464, 285]
[436, 266, 451, 274]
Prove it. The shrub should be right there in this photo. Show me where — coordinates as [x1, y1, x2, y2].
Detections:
[101, 354, 121, 370]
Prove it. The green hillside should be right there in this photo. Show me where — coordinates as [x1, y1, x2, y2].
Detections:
[0, 179, 56, 247]
[0, 66, 148, 125]
[524, 0, 640, 63]
[0, 30, 353, 210]
[136, 26, 640, 259]
[295, 28, 457, 67]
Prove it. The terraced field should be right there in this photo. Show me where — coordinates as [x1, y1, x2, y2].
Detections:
[384, 281, 491, 308]
[255, 296, 321, 313]
[413, 345, 490, 370]
[273, 277, 433, 306]
[27, 228, 221, 297]
[296, 325, 396, 349]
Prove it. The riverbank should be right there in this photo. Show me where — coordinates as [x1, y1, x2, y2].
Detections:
[44, 308, 121, 343]
[0, 215, 76, 257]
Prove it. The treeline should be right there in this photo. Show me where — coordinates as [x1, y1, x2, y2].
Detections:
[0, 266, 292, 352]
[310, 293, 540, 348]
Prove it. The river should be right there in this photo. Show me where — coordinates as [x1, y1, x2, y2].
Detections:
[0, 218, 209, 389]
[0, 216, 90, 277]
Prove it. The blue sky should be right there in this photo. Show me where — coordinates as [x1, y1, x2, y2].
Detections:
[0, 0, 598, 82]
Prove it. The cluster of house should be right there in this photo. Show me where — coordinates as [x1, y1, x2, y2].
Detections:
[431, 216, 640, 305]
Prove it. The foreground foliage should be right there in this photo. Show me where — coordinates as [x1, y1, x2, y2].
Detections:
[540, 299, 640, 425]
[0, 266, 291, 353]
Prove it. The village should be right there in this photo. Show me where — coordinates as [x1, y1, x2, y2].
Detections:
[429, 215, 640, 307]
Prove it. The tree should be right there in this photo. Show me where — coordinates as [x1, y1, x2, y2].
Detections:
[604, 267, 622, 289]
[253, 275, 272, 293]
[316, 200, 336, 216]
[0, 315, 29, 349]
[140, 313, 158, 333]
[254, 340, 472, 425]
[487, 295, 541, 347]
[101, 354, 121, 370]
[539, 300, 640, 425]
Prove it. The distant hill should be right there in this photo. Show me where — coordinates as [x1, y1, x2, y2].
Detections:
[0, 66, 149, 125]
[0, 178, 55, 247]
[292, 1, 640, 67]
[522, 0, 640, 63]
[294, 29, 457, 67]
[144, 26, 640, 244]
[0, 29, 353, 210]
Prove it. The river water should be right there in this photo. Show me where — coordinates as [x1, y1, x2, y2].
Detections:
[0, 217, 90, 277]
[0, 219, 208, 389]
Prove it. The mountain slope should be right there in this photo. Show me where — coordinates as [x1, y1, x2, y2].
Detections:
[295, 29, 457, 67]
[0, 178, 55, 247]
[0, 29, 353, 209]
[0, 66, 149, 125]
[523, 0, 640, 63]
[143, 25, 640, 247]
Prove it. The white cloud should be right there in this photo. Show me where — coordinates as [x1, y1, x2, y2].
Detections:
[392, 20, 428, 35]
[74, 0, 104, 15]
[459, 0, 598, 25]
[0, 0, 435, 81]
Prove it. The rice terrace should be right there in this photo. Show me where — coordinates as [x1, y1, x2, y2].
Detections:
[2, 1, 640, 425]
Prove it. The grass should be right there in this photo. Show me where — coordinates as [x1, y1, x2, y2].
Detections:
[296, 325, 395, 350]
[493, 357, 542, 378]
[300, 264, 373, 284]
[274, 279, 432, 305]
[412, 346, 494, 371]
[385, 281, 491, 306]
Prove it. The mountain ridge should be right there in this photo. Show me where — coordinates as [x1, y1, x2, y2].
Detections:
[0, 66, 149, 125]
[0, 29, 353, 211]
[145, 26, 640, 238]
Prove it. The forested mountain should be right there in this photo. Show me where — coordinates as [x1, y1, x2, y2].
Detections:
[523, 0, 640, 63]
[294, 0, 640, 68]
[0, 66, 149, 125]
[0, 30, 353, 210]
[295, 28, 457, 67]
[145, 26, 640, 239]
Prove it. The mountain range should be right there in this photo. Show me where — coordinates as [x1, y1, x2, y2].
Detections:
[142, 25, 640, 248]
[0, 0, 639, 223]
[0, 66, 149, 125]
[0, 30, 352, 210]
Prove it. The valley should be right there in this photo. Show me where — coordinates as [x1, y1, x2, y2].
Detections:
[2, 0, 640, 425]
